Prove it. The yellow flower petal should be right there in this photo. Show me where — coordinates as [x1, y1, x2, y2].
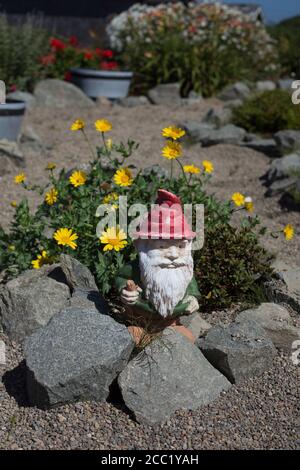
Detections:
[162, 141, 182, 160]
[283, 224, 294, 241]
[162, 126, 185, 140]
[14, 173, 26, 184]
[53, 228, 78, 250]
[183, 164, 200, 174]
[69, 170, 87, 187]
[113, 168, 133, 187]
[95, 119, 112, 133]
[100, 226, 127, 252]
[45, 188, 58, 205]
[202, 160, 214, 173]
[70, 119, 85, 131]
[231, 192, 245, 207]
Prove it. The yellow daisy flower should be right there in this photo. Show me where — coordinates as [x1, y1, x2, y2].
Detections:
[202, 160, 214, 173]
[95, 119, 112, 133]
[231, 192, 245, 207]
[69, 170, 87, 187]
[162, 126, 186, 140]
[46, 162, 56, 171]
[183, 164, 201, 174]
[244, 196, 254, 212]
[283, 224, 294, 241]
[8, 245, 15, 251]
[70, 119, 85, 131]
[45, 188, 58, 205]
[53, 228, 78, 250]
[31, 250, 52, 269]
[100, 226, 127, 252]
[113, 168, 133, 187]
[10, 201, 17, 208]
[14, 173, 26, 184]
[103, 192, 119, 210]
[162, 141, 182, 160]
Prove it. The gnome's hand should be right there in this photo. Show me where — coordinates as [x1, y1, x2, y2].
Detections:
[121, 286, 142, 306]
[184, 295, 199, 314]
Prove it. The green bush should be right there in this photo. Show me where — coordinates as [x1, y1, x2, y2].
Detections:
[0, 14, 50, 91]
[1, 120, 292, 313]
[107, 2, 278, 97]
[268, 16, 300, 78]
[232, 89, 300, 134]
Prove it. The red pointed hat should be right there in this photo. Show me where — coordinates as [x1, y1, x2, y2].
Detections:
[134, 189, 196, 240]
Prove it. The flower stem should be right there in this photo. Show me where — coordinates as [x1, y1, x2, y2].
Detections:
[176, 158, 189, 185]
[81, 129, 96, 160]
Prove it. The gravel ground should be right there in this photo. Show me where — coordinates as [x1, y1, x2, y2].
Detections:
[0, 100, 299, 449]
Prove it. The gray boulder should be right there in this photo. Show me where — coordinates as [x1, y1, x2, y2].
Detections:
[218, 82, 251, 101]
[60, 254, 98, 291]
[267, 153, 300, 182]
[242, 138, 280, 158]
[25, 308, 134, 408]
[265, 177, 298, 197]
[179, 312, 212, 340]
[264, 268, 300, 314]
[34, 79, 95, 108]
[236, 303, 300, 352]
[7, 91, 37, 109]
[256, 81, 276, 92]
[202, 107, 232, 128]
[181, 90, 203, 106]
[274, 130, 300, 154]
[198, 317, 277, 383]
[147, 83, 181, 105]
[0, 265, 70, 342]
[118, 96, 150, 107]
[180, 120, 215, 143]
[119, 328, 231, 425]
[0, 139, 25, 175]
[201, 124, 246, 146]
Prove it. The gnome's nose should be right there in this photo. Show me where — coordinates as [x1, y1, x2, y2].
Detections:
[167, 247, 178, 260]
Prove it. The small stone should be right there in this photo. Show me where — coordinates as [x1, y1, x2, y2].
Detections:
[218, 82, 251, 101]
[241, 139, 280, 158]
[118, 96, 150, 107]
[265, 177, 298, 197]
[266, 153, 300, 182]
[256, 81, 276, 92]
[141, 164, 169, 179]
[119, 328, 231, 425]
[236, 303, 300, 352]
[201, 107, 232, 127]
[147, 83, 181, 105]
[201, 124, 246, 146]
[34, 79, 95, 108]
[198, 317, 277, 383]
[224, 99, 244, 109]
[180, 120, 215, 143]
[274, 130, 300, 154]
[60, 254, 98, 291]
[25, 307, 134, 408]
[179, 312, 212, 339]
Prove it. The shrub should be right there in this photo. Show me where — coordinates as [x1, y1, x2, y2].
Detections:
[0, 121, 292, 311]
[268, 16, 300, 78]
[232, 89, 300, 134]
[0, 14, 50, 91]
[107, 2, 278, 97]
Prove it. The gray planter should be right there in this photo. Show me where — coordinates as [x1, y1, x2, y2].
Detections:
[0, 99, 26, 141]
[70, 68, 133, 99]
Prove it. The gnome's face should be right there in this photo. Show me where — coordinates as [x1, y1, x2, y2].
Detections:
[135, 238, 193, 318]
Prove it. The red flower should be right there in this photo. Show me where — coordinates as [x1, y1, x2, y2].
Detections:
[102, 49, 113, 59]
[84, 52, 93, 60]
[10, 84, 17, 92]
[69, 36, 79, 46]
[40, 53, 55, 66]
[64, 71, 72, 82]
[50, 38, 66, 51]
[95, 48, 103, 57]
[101, 61, 118, 70]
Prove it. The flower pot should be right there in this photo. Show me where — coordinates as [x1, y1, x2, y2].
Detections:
[0, 99, 26, 141]
[70, 68, 133, 99]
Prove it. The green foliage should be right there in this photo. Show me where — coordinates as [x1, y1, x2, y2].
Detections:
[108, 2, 278, 97]
[268, 16, 300, 78]
[0, 123, 274, 311]
[194, 222, 273, 311]
[0, 14, 50, 91]
[232, 89, 300, 134]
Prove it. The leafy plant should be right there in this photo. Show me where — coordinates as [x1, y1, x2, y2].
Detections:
[0, 120, 292, 311]
[0, 13, 50, 91]
[232, 89, 300, 134]
[107, 2, 278, 97]
[268, 15, 300, 78]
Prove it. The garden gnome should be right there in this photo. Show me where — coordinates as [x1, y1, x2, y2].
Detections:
[115, 189, 200, 343]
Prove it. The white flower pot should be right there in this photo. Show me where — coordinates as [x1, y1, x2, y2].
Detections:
[70, 68, 133, 99]
[0, 99, 26, 142]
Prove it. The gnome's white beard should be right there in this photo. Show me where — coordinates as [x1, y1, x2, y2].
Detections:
[139, 250, 193, 318]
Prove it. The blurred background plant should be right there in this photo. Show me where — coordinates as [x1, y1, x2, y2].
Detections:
[106, 2, 279, 97]
[232, 89, 300, 134]
[0, 13, 50, 91]
[268, 15, 300, 79]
